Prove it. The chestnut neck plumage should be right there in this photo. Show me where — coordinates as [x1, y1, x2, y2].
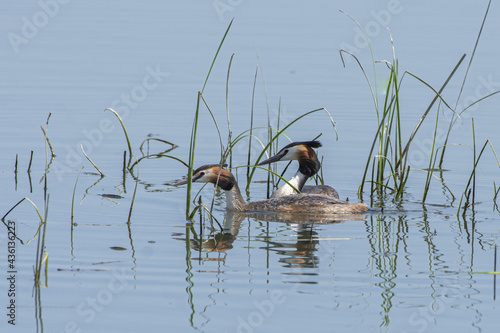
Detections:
[211, 170, 248, 212]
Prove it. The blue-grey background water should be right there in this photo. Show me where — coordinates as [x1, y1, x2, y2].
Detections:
[1, 1, 499, 332]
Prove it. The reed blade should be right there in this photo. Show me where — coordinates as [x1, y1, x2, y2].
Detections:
[105, 108, 133, 166]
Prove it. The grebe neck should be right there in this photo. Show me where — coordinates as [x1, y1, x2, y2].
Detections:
[271, 170, 308, 198]
[271, 155, 320, 198]
[225, 182, 248, 212]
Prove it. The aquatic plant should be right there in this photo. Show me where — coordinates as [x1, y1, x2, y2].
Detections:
[341, 1, 499, 208]
[185, 19, 234, 219]
[181, 18, 341, 220]
[457, 119, 499, 217]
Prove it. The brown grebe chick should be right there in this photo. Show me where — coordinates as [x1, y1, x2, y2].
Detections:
[175, 164, 367, 214]
[258, 141, 339, 198]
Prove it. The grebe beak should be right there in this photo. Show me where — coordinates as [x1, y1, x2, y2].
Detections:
[174, 170, 207, 186]
[258, 152, 286, 166]
[173, 178, 188, 186]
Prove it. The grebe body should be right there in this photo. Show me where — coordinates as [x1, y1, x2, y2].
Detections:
[175, 164, 367, 214]
[258, 141, 339, 198]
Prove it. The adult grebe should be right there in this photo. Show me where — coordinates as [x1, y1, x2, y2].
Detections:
[258, 141, 340, 198]
[175, 164, 367, 214]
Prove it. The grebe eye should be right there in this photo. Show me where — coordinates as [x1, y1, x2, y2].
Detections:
[200, 172, 205, 176]
[284, 149, 289, 154]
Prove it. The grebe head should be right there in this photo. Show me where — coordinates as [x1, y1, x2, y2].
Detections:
[258, 141, 321, 164]
[258, 141, 321, 177]
[174, 164, 235, 190]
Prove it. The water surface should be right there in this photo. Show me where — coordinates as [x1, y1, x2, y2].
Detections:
[1, 1, 499, 332]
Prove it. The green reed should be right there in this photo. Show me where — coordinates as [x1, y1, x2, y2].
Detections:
[105, 108, 133, 166]
[226, 53, 235, 169]
[71, 166, 84, 225]
[185, 97, 335, 218]
[458, 119, 499, 217]
[342, 0, 500, 206]
[342, 22, 466, 204]
[245, 108, 336, 192]
[342, 21, 482, 206]
[438, 0, 497, 168]
[247, 66, 258, 180]
[185, 19, 233, 219]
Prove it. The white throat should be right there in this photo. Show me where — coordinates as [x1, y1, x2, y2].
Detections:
[225, 186, 246, 211]
[271, 171, 308, 198]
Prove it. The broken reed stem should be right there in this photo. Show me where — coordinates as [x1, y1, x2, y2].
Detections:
[27, 150, 34, 173]
[40, 127, 55, 158]
[104, 108, 133, 166]
[80, 144, 104, 176]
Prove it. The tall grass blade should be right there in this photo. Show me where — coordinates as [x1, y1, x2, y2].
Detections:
[399, 55, 465, 165]
[247, 66, 258, 179]
[200, 94, 224, 161]
[186, 19, 233, 219]
[202, 18, 234, 94]
[358, 107, 392, 197]
[422, 103, 441, 203]
[105, 108, 133, 166]
[440, 0, 492, 167]
[226, 53, 234, 168]
[340, 10, 379, 113]
[235, 165, 301, 195]
[454, 0, 492, 110]
[71, 166, 84, 225]
[246, 108, 336, 191]
[460, 140, 490, 216]
[186, 93, 202, 219]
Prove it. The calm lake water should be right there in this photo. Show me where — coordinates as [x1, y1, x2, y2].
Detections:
[1, 1, 500, 332]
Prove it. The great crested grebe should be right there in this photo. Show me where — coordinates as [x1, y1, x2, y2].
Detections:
[258, 141, 340, 198]
[175, 164, 367, 214]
